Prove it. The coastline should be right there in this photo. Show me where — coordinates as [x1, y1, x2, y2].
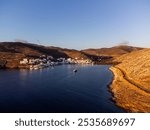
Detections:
[107, 68, 127, 113]
[109, 66, 150, 112]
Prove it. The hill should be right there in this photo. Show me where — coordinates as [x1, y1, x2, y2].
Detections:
[47, 46, 89, 60]
[0, 42, 90, 68]
[82, 45, 142, 57]
[0, 42, 68, 58]
[0, 42, 144, 69]
[110, 48, 150, 112]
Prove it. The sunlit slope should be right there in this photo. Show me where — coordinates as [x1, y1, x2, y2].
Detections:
[115, 48, 150, 90]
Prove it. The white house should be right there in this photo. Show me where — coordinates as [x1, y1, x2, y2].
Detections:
[20, 58, 28, 64]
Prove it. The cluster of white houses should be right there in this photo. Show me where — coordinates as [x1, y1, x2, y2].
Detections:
[20, 55, 93, 70]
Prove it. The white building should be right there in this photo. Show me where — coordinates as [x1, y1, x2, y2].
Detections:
[20, 58, 28, 64]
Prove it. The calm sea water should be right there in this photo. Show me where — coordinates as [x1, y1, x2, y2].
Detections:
[0, 65, 125, 113]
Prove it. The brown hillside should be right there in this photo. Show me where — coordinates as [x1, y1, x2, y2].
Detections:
[82, 45, 142, 57]
[48, 46, 89, 60]
[115, 48, 150, 89]
[110, 48, 150, 112]
[0, 42, 90, 68]
[0, 42, 68, 58]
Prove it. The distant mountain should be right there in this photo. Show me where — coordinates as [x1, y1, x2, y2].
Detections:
[82, 45, 143, 57]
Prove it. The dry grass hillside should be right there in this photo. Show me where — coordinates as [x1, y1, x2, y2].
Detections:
[48, 46, 89, 60]
[0, 42, 91, 68]
[110, 48, 150, 112]
[0, 42, 145, 69]
[0, 52, 25, 68]
[0, 42, 68, 58]
[82, 45, 142, 57]
[115, 48, 150, 90]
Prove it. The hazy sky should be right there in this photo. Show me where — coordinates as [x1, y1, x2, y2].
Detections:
[0, 0, 150, 49]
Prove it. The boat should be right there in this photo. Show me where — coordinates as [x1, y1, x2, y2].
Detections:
[73, 69, 77, 73]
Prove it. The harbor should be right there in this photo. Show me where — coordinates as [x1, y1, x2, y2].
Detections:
[19, 55, 93, 70]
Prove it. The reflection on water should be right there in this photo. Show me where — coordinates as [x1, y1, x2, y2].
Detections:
[0, 65, 125, 113]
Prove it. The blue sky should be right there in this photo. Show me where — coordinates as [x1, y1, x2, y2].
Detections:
[0, 0, 150, 49]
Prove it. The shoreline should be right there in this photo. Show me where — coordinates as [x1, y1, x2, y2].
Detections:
[107, 68, 127, 113]
[2, 62, 150, 112]
[109, 66, 150, 112]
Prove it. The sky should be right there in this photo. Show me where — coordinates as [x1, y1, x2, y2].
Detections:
[0, 0, 150, 49]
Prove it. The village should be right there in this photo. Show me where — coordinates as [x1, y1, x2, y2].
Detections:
[20, 55, 93, 70]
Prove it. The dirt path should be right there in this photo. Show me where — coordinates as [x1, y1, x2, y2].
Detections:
[114, 66, 150, 94]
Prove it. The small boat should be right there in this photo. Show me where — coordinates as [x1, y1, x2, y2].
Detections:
[73, 69, 77, 73]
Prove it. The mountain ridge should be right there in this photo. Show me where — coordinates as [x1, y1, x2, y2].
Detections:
[0, 42, 144, 68]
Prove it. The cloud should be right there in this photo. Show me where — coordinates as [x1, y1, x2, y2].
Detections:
[118, 41, 130, 46]
[14, 39, 28, 43]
